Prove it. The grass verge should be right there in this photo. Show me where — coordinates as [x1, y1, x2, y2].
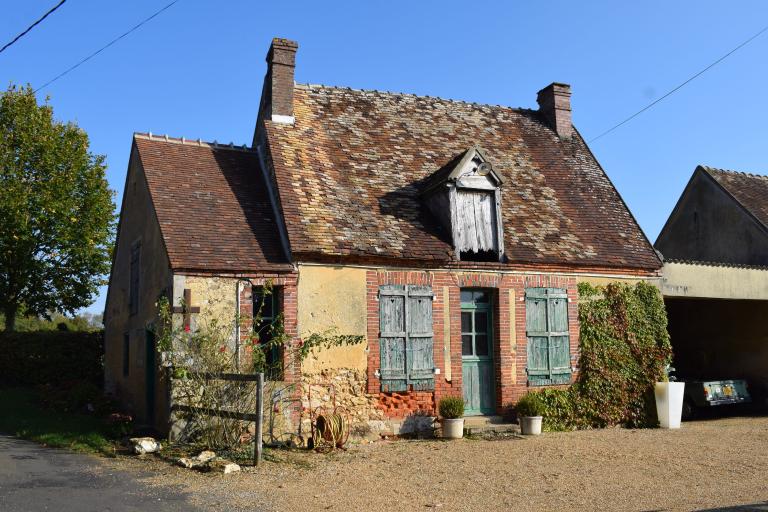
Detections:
[0, 387, 116, 456]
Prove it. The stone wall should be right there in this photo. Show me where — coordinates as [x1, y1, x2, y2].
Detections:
[301, 368, 386, 438]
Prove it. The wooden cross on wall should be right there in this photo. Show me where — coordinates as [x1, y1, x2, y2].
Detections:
[172, 288, 200, 330]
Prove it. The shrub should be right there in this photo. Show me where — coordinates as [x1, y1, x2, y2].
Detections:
[0, 331, 103, 387]
[438, 396, 464, 419]
[103, 413, 134, 439]
[515, 392, 545, 417]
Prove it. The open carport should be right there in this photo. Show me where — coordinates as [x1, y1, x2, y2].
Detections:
[662, 260, 768, 404]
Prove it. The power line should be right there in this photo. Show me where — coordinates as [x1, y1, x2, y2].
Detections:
[0, 0, 68, 55]
[588, 22, 768, 144]
[34, 0, 181, 93]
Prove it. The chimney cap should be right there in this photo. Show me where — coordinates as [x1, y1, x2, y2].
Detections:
[270, 37, 298, 50]
[537, 82, 571, 97]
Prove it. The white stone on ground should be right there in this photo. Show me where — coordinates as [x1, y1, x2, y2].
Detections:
[130, 437, 162, 455]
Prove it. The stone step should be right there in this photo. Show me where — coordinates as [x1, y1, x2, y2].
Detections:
[463, 416, 520, 435]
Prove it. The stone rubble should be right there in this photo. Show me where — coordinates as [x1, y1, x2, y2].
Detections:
[176, 450, 241, 475]
[130, 437, 162, 455]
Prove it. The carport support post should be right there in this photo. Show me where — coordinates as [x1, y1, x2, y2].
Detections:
[254, 372, 264, 466]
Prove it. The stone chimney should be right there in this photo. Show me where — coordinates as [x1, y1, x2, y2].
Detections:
[261, 38, 298, 124]
[536, 83, 572, 139]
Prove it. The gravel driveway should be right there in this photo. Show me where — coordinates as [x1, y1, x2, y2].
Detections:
[109, 416, 768, 511]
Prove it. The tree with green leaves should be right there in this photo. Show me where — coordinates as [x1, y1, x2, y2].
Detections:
[0, 84, 115, 331]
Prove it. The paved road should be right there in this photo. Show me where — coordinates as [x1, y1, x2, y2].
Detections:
[0, 436, 200, 512]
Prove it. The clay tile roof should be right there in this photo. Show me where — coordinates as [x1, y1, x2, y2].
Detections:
[702, 165, 768, 230]
[134, 134, 291, 273]
[264, 85, 661, 270]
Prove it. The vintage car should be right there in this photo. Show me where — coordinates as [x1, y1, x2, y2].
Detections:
[682, 379, 751, 420]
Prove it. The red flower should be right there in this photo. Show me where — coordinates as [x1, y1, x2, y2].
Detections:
[219, 345, 226, 353]
[184, 325, 191, 332]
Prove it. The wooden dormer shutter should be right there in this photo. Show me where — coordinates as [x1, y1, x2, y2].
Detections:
[379, 285, 435, 392]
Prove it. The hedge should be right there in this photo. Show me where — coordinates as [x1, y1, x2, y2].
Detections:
[0, 331, 103, 387]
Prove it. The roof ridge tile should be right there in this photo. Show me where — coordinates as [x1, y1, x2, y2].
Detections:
[295, 82, 530, 112]
[134, 132, 253, 152]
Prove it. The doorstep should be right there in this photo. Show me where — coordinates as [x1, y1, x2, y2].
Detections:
[463, 415, 520, 435]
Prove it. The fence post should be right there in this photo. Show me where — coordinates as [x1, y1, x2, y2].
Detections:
[254, 372, 264, 466]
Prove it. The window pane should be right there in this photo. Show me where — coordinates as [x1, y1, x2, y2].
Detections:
[462, 335, 473, 356]
[461, 312, 472, 333]
[475, 334, 489, 356]
[475, 312, 488, 333]
[473, 291, 489, 303]
[460, 290, 474, 304]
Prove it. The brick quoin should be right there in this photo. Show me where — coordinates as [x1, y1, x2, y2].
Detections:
[233, 272, 301, 424]
[366, 269, 585, 418]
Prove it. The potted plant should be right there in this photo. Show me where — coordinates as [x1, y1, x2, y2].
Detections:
[655, 365, 685, 429]
[438, 396, 465, 439]
[516, 392, 544, 435]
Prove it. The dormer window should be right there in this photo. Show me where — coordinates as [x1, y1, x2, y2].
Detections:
[422, 147, 505, 261]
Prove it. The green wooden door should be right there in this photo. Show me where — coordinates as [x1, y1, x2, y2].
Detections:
[145, 330, 156, 425]
[461, 289, 495, 415]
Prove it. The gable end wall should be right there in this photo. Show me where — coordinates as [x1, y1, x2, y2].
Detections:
[655, 171, 768, 265]
[104, 149, 173, 429]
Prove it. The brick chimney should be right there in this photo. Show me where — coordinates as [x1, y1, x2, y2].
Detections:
[537, 82, 572, 139]
[261, 38, 298, 124]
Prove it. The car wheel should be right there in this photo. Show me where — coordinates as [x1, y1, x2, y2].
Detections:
[681, 399, 695, 421]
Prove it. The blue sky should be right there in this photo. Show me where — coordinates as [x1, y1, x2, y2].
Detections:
[2, 1, 768, 315]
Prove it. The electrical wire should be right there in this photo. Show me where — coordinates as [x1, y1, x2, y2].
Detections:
[0, 0, 68, 55]
[34, 0, 181, 93]
[588, 22, 768, 144]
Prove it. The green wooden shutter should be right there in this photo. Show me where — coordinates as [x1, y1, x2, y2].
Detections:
[548, 295, 571, 384]
[379, 285, 435, 392]
[407, 286, 435, 391]
[525, 288, 571, 386]
[379, 285, 408, 392]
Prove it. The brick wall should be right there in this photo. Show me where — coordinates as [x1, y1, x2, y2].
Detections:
[366, 269, 579, 418]
[232, 272, 301, 429]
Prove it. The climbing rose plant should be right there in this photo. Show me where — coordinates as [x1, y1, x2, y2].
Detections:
[154, 285, 363, 449]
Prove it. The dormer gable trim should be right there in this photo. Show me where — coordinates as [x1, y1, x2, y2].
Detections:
[421, 146, 503, 196]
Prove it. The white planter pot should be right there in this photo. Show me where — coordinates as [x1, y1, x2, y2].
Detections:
[441, 418, 464, 439]
[519, 416, 543, 435]
[655, 381, 685, 429]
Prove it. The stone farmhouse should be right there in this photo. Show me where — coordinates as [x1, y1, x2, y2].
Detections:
[104, 38, 662, 434]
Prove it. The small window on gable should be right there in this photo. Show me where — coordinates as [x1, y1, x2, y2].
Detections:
[129, 241, 141, 316]
[422, 147, 505, 262]
[123, 333, 130, 377]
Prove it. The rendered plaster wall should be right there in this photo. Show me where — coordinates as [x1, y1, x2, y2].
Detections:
[103, 150, 173, 429]
[297, 265, 368, 374]
[661, 262, 768, 300]
[173, 275, 240, 338]
[577, 275, 658, 288]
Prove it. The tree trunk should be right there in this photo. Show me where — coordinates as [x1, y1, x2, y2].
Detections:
[4, 304, 17, 332]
